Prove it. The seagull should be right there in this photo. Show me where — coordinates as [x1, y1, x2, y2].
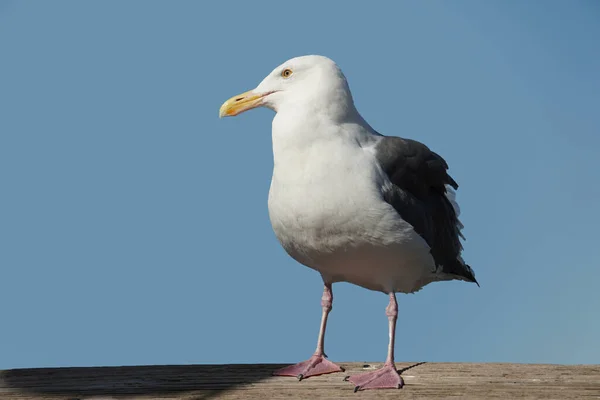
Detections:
[219, 55, 478, 391]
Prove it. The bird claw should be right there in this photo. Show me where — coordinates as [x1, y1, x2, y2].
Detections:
[345, 363, 404, 391]
[272, 354, 344, 380]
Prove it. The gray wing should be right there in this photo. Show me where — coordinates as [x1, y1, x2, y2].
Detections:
[374, 135, 478, 285]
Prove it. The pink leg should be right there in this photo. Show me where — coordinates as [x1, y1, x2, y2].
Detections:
[345, 293, 404, 391]
[272, 283, 344, 380]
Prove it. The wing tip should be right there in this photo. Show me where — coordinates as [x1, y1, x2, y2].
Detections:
[463, 264, 479, 287]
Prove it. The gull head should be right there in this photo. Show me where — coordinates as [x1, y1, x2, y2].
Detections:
[219, 55, 355, 119]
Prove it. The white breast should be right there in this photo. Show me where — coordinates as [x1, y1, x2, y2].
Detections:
[268, 134, 388, 254]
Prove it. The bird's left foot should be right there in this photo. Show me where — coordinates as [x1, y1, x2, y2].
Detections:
[345, 362, 404, 391]
[272, 353, 344, 380]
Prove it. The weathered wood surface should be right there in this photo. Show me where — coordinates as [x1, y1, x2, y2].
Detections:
[1, 362, 599, 399]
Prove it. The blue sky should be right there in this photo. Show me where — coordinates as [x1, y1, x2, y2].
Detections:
[1, 1, 599, 369]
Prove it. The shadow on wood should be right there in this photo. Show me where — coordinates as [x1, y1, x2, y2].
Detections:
[0, 363, 285, 400]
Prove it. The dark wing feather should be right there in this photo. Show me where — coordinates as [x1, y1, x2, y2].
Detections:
[375, 136, 477, 284]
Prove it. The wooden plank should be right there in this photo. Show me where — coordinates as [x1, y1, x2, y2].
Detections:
[1, 362, 599, 399]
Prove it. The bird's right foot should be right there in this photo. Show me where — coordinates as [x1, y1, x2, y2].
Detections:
[272, 354, 344, 380]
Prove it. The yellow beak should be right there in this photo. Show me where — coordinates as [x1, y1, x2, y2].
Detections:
[219, 90, 269, 118]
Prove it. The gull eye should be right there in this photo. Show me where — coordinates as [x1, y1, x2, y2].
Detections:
[281, 68, 293, 78]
